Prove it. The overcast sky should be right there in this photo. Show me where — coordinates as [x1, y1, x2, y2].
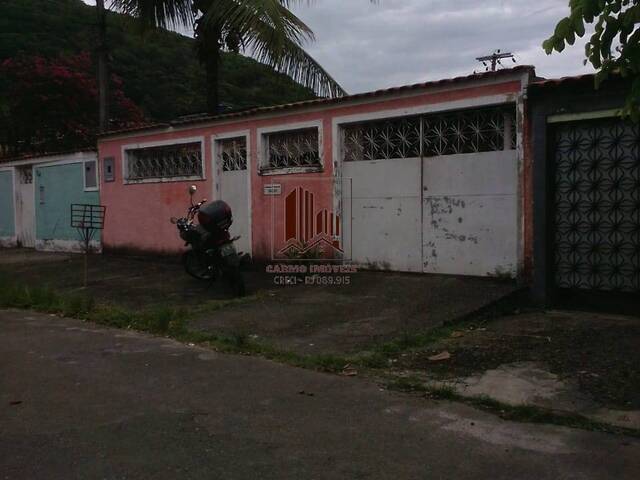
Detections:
[88, 0, 593, 95]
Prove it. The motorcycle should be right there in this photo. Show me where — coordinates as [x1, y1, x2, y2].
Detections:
[170, 185, 246, 296]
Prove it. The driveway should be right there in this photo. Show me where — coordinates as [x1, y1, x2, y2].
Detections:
[1, 309, 638, 479]
[2, 248, 518, 354]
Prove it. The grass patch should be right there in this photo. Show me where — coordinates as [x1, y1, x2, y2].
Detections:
[348, 322, 471, 370]
[385, 374, 640, 438]
[90, 304, 189, 336]
[0, 276, 94, 318]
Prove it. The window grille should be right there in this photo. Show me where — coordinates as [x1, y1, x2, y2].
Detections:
[19, 167, 33, 184]
[126, 142, 203, 181]
[218, 137, 247, 171]
[265, 128, 320, 169]
[343, 117, 421, 162]
[342, 106, 517, 161]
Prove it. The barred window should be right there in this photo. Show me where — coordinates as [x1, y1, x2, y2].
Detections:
[125, 142, 203, 181]
[19, 167, 33, 184]
[218, 137, 247, 171]
[343, 117, 421, 162]
[264, 128, 320, 170]
[343, 106, 516, 162]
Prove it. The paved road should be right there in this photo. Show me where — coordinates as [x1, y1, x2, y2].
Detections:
[1, 310, 638, 480]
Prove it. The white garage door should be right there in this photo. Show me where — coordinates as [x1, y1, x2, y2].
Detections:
[340, 105, 518, 276]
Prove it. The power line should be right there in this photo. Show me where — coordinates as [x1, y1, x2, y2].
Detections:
[475, 50, 516, 72]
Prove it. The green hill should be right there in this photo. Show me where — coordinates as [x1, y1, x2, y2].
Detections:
[0, 0, 316, 121]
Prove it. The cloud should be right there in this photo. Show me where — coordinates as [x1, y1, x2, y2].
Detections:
[289, 0, 594, 93]
[87, 0, 594, 94]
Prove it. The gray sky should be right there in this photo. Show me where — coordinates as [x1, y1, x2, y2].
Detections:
[87, 0, 593, 95]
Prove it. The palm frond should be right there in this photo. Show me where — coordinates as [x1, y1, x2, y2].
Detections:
[263, 38, 347, 98]
[241, 18, 346, 97]
[201, 0, 315, 46]
[199, 0, 345, 97]
[110, 0, 193, 29]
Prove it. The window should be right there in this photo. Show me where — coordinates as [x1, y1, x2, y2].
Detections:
[342, 106, 517, 162]
[84, 160, 97, 190]
[218, 137, 247, 171]
[343, 117, 421, 162]
[263, 128, 320, 171]
[125, 141, 203, 182]
[19, 167, 33, 184]
[103, 157, 115, 182]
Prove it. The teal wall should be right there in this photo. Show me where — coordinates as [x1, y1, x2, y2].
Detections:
[35, 163, 100, 242]
[0, 170, 15, 237]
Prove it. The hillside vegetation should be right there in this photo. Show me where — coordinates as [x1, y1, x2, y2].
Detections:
[0, 0, 316, 122]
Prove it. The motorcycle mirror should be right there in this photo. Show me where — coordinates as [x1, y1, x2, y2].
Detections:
[170, 217, 178, 224]
[189, 185, 197, 196]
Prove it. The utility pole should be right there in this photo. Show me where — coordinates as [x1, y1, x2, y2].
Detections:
[96, 0, 109, 132]
[475, 50, 516, 72]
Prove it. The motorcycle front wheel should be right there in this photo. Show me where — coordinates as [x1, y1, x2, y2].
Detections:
[182, 250, 216, 281]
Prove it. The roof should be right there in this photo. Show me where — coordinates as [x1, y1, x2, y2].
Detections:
[100, 65, 536, 138]
[0, 147, 96, 165]
[528, 73, 596, 90]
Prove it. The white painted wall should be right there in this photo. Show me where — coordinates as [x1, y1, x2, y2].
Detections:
[15, 166, 35, 248]
[422, 150, 518, 277]
[343, 158, 422, 272]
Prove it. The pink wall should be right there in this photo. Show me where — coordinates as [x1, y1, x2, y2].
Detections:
[98, 79, 523, 258]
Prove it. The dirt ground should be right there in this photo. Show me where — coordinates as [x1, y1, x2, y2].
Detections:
[398, 310, 640, 410]
[0, 248, 518, 354]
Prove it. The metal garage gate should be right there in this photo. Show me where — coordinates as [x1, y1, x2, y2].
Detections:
[553, 118, 640, 293]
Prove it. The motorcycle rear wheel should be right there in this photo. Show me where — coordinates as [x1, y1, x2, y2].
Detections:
[182, 250, 216, 281]
[224, 266, 246, 297]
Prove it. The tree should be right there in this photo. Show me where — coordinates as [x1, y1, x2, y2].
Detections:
[0, 52, 144, 158]
[111, 0, 351, 114]
[543, 0, 640, 118]
[0, 0, 317, 121]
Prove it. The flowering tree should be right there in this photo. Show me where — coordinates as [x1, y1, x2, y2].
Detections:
[0, 52, 144, 158]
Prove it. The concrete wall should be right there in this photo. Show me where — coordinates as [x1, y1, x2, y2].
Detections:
[98, 70, 530, 276]
[98, 113, 336, 257]
[0, 169, 16, 246]
[35, 161, 100, 252]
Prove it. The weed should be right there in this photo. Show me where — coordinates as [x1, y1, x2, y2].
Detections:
[385, 375, 640, 438]
[230, 331, 249, 348]
[354, 351, 389, 369]
[0, 275, 94, 318]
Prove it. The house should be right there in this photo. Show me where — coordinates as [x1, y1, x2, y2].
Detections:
[528, 74, 640, 305]
[96, 66, 535, 278]
[0, 150, 100, 252]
